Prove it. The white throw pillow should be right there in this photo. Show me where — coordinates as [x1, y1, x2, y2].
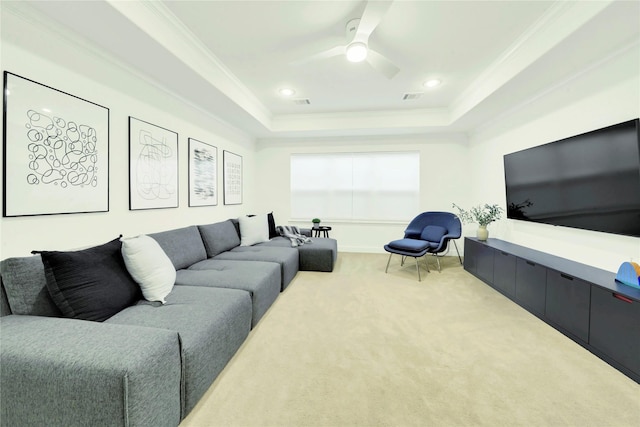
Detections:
[121, 235, 176, 304]
[239, 214, 270, 246]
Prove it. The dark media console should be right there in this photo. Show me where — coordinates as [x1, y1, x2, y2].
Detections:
[463, 237, 640, 383]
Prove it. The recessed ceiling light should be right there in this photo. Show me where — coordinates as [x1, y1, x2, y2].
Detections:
[279, 88, 296, 97]
[424, 79, 441, 88]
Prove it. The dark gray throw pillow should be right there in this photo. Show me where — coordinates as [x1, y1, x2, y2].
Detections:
[267, 212, 277, 239]
[38, 238, 141, 322]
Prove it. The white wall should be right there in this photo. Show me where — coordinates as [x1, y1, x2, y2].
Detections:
[255, 134, 470, 253]
[0, 7, 257, 258]
[2, 4, 638, 272]
[468, 43, 640, 272]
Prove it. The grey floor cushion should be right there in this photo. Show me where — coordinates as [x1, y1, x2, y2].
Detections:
[258, 237, 338, 272]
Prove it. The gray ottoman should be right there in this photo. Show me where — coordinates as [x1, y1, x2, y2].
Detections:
[298, 238, 338, 272]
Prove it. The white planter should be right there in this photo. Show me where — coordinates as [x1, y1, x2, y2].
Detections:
[477, 225, 489, 241]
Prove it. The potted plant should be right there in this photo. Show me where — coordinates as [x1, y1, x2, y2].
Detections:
[452, 203, 503, 241]
[312, 218, 321, 229]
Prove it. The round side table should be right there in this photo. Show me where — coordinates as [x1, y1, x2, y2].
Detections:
[312, 226, 332, 238]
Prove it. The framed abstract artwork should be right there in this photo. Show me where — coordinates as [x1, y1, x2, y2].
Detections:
[223, 150, 242, 205]
[2, 72, 110, 217]
[128, 117, 178, 210]
[188, 138, 217, 207]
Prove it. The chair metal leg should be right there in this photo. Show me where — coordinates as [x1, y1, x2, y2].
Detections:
[385, 253, 393, 273]
[385, 252, 428, 281]
[436, 255, 441, 272]
[453, 240, 462, 265]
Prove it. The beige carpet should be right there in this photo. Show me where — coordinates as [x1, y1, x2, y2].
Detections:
[181, 253, 640, 427]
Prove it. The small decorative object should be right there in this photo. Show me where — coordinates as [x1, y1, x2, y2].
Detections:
[3, 72, 110, 216]
[223, 150, 242, 205]
[452, 203, 503, 241]
[312, 218, 321, 229]
[129, 117, 179, 210]
[615, 261, 640, 289]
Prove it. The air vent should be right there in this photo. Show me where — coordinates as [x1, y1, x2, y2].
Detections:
[293, 98, 311, 105]
[402, 92, 423, 100]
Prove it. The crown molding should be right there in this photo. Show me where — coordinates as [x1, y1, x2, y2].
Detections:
[107, 0, 273, 129]
[471, 38, 640, 138]
[1, 1, 256, 143]
[270, 107, 452, 133]
[450, 0, 614, 123]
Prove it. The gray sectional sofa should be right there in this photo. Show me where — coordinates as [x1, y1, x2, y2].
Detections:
[0, 218, 337, 427]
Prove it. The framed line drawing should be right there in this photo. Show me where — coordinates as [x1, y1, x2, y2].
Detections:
[128, 117, 178, 210]
[188, 138, 217, 207]
[223, 150, 242, 205]
[3, 72, 109, 217]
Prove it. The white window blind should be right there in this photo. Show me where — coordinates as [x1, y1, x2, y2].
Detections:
[290, 152, 420, 221]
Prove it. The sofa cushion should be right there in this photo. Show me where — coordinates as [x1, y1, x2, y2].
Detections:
[198, 220, 241, 257]
[0, 315, 182, 426]
[388, 238, 429, 253]
[182, 259, 281, 327]
[297, 238, 338, 272]
[421, 225, 447, 243]
[149, 226, 207, 270]
[39, 238, 141, 322]
[0, 255, 61, 317]
[239, 215, 270, 246]
[121, 235, 176, 304]
[106, 285, 252, 416]
[214, 246, 299, 291]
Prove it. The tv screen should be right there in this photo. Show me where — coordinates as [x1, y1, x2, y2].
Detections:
[504, 119, 640, 237]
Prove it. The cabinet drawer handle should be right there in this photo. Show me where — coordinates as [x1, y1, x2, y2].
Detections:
[560, 273, 574, 281]
[526, 261, 535, 266]
[501, 251, 509, 256]
[613, 293, 633, 304]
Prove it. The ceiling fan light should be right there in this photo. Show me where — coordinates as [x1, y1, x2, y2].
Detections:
[346, 42, 368, 63]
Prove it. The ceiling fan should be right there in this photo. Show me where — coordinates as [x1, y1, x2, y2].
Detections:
[291, 1, 400, 79]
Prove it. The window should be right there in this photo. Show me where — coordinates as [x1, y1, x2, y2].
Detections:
[290, 152, 420, 221]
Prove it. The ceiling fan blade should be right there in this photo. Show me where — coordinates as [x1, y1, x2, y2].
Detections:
[290, 45, 345, 66]
[353, 0, 394, 43]
[366, 49, 400, 79]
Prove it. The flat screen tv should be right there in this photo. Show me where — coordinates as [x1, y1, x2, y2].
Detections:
[504, 118, 640, 237]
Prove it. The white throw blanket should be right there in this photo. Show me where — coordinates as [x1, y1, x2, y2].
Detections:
[279, 225, 312, 247]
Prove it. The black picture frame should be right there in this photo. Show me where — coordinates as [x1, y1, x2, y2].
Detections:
[3, 72, 110, 217]
[128, 116, 179, 210]
[223, 150, 242, 205]
[188, 138, 218, 207]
